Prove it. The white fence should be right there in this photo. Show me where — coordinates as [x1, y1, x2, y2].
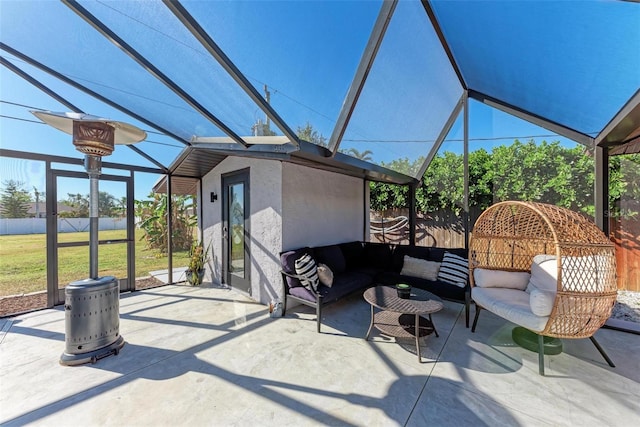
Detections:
[0, 218, 128, 235]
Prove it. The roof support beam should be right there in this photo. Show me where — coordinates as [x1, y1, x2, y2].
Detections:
[163, 0, 300, 149]
[190, 143, 297, 156]
[415, 93, 465, 179]
[595, 89, 640, 148]
[468, 89, 594, 146]
[0, 43, 188, 147]
[2, 56, 168, 171]
[408, 182, 416, 245]
[62, 0, 249, 148]
[1, 57, 84, 113]
[421, 0, 467, 91]
[126, 145, 168, 172]
[462, 92, 470, 250]
[594, 145, 609, 235]
[195, 149, 290, 162]
[0, 148, 164, 174]
[328, 0, 397, 156]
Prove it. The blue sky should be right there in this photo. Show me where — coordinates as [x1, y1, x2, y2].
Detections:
[2, 0, 629, 200]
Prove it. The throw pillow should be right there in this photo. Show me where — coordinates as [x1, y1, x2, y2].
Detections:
[437, 252, 469, 287]
[400, 255, 440, 281]
[294, 254, 319, 293]
[473, 268, 531, 290]
[529, 288, 556, 317]
[526, 254, 557, 293]
[317, 263, 334, 287]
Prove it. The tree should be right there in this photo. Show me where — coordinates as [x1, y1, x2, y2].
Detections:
[135, 193, 196, 254]
[59, 191, 118, 217]
[33, 186, 45, 217]
[369, 157, 422, 212]
[467, 148, 493, 210]
[114, 196, 127, 218]
[488, 140, 597, 214]
[296, 122, 327, 147]
[421, 151, 464, 214]
[609, 153, 640, 218]
[98, 191, 118, 217]
[60, 193, 89, 218]
[345, 148, 373, 162]
[0, 180, 31, 218]
[368, 139, 638, 220]
[369, 181, 408, 212]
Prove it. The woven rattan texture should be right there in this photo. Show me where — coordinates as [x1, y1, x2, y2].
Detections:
[363, 286, 443, 315]
[469, 201, 617, 339]
[372, 311, 435, 338]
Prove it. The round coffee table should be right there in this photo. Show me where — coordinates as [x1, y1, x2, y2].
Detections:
[364, 286, 444, 362]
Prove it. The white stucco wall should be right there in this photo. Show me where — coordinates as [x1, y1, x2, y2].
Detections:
[202, 158, 366, 306]
[202, 157, 283, 305]
[281, 163, 365, 250]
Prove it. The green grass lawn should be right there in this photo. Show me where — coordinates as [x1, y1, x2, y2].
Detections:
[0, 229, 189, 297]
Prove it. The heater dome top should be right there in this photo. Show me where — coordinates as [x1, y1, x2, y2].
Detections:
[31, 111, 147, 145]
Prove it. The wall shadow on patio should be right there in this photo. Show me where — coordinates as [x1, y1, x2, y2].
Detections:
[2, 285, 517, 426]
[363, 318, 521, 425]
[0, 319, 375, 425]
[5, 286, 637, 425]
[2, 317, 66, 343]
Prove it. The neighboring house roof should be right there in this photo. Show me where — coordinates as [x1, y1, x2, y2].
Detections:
[26, 202, 76, 216]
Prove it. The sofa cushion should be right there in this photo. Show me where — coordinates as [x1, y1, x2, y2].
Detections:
[280, 247, 314, 288]
[362, 242, 393, 270]
[339, 241, 365, 269]
[317, 263, 334, 287]
[474, 268, 531, 290]
[392, 245, 432, 272]
[400, 255, 440, 281]
[289, 271, 371, 303]
[295, 254, 320, 292]
[437, 252, 469, 287]
[351, 266, 384, 278]
[374, 271, 467, 302]
[289, 285, 318, 303]
[314, 244, 346, 274]
[332, 271, 373, 293]
[526, 255, 557, 293]
[530, 288, 555, 316]
[472, 287, 548, 332]
[429, 247, 467, 262]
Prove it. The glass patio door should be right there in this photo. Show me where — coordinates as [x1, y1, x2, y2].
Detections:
[222, 169, 251, 295]
[50, 170, 134, 304]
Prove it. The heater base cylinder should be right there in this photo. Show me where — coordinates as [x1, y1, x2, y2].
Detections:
[60, 276, 125, 366]
[60, 336, 124, 366]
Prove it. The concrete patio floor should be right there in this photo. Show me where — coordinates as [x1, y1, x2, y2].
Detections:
[1, 284, 638, 426]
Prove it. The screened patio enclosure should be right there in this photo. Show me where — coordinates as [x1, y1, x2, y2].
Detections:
[1, 1, 639, 311]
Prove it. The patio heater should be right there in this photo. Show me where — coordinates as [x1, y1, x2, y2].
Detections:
[32, 111, 146, 366]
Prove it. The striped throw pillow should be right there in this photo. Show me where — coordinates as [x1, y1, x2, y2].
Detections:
[295, 254, 320, 293]
[437, 252, 468, 287]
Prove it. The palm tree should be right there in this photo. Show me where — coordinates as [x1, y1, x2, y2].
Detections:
[115, 196, 127, 218]
[346, 148, 373, 162]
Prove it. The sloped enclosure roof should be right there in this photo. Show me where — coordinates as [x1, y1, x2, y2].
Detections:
[1, 1, 639, 185]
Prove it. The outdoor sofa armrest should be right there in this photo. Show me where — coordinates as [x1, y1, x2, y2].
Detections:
[280, 270, 321, 299]
[280, 269, 325, 333]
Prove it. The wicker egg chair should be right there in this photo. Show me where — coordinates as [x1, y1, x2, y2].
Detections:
[469, 201, 617, 375]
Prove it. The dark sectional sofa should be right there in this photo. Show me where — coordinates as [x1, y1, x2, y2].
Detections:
[280, 241, 470, 333]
